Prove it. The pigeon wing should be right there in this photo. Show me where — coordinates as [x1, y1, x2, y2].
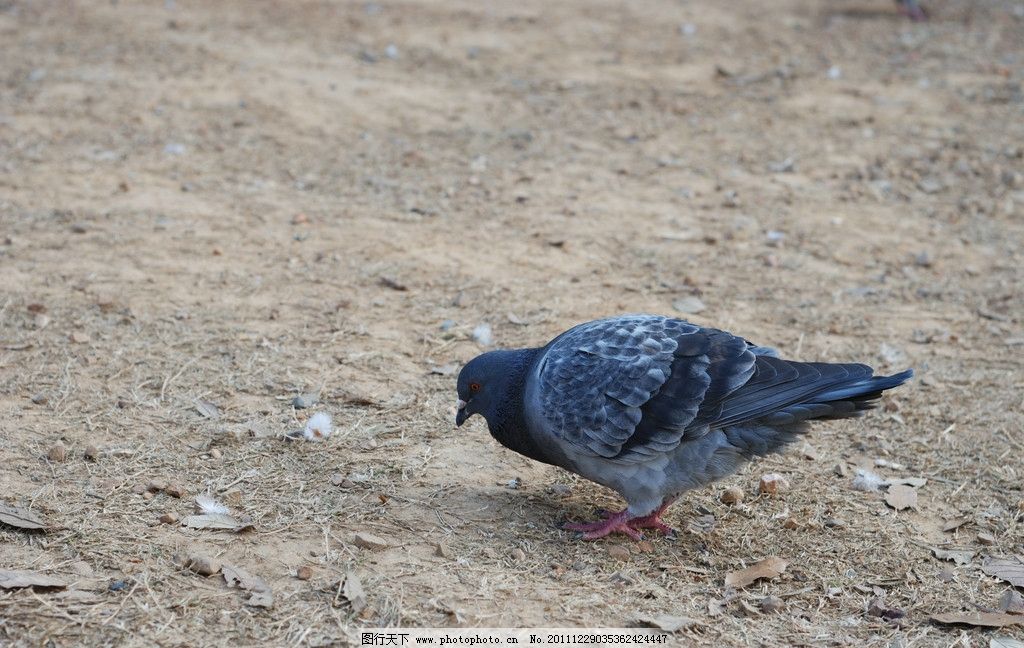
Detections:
[536, 316, 758, 462]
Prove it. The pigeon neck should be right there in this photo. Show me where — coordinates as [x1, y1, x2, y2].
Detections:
[485, 347, 555, 465]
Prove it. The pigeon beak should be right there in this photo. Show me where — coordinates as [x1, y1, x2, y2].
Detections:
[455, 399, 468, 427]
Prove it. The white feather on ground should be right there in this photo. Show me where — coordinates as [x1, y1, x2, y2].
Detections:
[303, 412, 333, 441]
[195, 494, 230, 515]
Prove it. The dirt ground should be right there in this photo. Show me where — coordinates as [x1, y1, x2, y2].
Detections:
[1, 0, 1023, 646]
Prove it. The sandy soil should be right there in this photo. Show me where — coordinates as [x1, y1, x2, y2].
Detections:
[1, 0, 1023, 646]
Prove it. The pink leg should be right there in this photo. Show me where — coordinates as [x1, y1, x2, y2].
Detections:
[627, 498, 677, 537]
[562, 509, 643, 540]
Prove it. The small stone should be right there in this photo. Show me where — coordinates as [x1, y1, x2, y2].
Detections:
[547, 484, 572, 497]
[142, 491, 155, 501]
[938, 568, 956, 583]
[209, 448, 222, 460]
[296, 566, 313, 580]
[33, 313, 50, 329]
[164, 482, 186, 498]
[635, 541, 655, 553]
[83, 445, 100, 461]
[672, 296, 706, 314]
[606, 545, 630, 561]
[510, 548, 526, 561]
[759, 473, 790, 495]
[158, 513, 178, 525]
[824, 517, 846, 528]
[783, 517, 799, 530]
[720, 486, 744, 505]
[187, 556, 221, 577]
[353, 532, 390, 551]
[47, 444, 67, 463]
[834, 463, 849, 477]
[291, 212, 310, 225]
[760, 595, 785, 613]
[330, 473, 346, 486]
[69, 331, 90, 344]
[30, 393, 48, 405]
[147, 479, 168, 493]
[976, 532, 996, 546]
[292, 393, 318, 409]
[434, 543, 453, 559]
[211, 247, 223, 256]
[222, 490, 242, 506]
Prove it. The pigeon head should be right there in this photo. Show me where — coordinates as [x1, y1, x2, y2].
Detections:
[455, 349, 532, 428]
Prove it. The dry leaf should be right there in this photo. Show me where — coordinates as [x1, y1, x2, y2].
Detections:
[983, 557, 1024, 588]
[885, 484, 917, 510]
[341, 570, 367, 613]
[992, 637, 1024, 648]
[636, 614, 695, 632]
[931, 612, 1024, 628]
[182, 513, 253, 533]
[942, 517, 971, 532]
[725, 557, 788, 588]
[888, 477, 927, 488]
[0, 504, 46, 531]
[194, 400, 220, 419]
[998, 590, 1024, 614]
[932, 547, 975, 565]
[0, 570, 67, 590]
[222, 564, 273, 608]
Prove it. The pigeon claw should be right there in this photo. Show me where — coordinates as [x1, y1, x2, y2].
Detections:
[563, 509, 643, 540]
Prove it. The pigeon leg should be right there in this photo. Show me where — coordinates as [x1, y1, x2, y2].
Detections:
[562, 509, 643, 540]
[626, 498, 677, 537]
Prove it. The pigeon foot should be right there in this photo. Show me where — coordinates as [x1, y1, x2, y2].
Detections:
[562, 509, 642, 540]
[626, 513, 676, 537]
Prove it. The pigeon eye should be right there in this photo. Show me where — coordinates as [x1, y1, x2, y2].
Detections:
[469, 382, 481, 393]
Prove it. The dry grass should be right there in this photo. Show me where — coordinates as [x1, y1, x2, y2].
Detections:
[1, 0, 1023, 646]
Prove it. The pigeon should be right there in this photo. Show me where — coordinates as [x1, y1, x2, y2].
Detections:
[455, 314, 912, 540]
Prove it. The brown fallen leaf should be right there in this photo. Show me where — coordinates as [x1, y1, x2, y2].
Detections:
[182, 513, 253, 533]
[0, 570, 67, 590]
[725, 557, 788, 588]
[942, 517, 971, 532]
[983, 557, 1024, 588]
[222, 564, 273, 608]
[932, 547, 975, 565]
[885, 484, 917, 511]
[931, 612, 1024, 628]
[636, 614, 696, 632]
[0, 504, 47, 531]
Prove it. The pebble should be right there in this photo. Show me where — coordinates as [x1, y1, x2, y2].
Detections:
[30, 393, 48, 405]
[606, 545, 630, 561]
[83, 445, 100, 461]
[47, 444, 67, 463]
[547, 484, 572, 497]
[354, 532, 390, 551]
[209, 448, 222, 460]
[187, 556, 221, 576]
[143, 491, 155, 501]
[760, 595, 785, 613]
[977, 532, 995, 546]
[147, 479, 168, 493]
[292, 393, 318, 409]
[635, 541, 654, 553]
[164, 482, 186, 498]
[783, 517, 799, 530]
[158, 513, 178, 525]
[720, 486, 744, 505]
[824, 517, 846, 529]
[223, 490, 242, 506]
[296, 566, 313, 580]
[759, 473, 789, 495]
[672, 296, 706, 314]
[435, 543, 453, 559]
[510, 548, 526, 561]
[69, 331, 90, 343]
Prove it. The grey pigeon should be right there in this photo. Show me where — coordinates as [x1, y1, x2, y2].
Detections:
[455, 314, 912, 540]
